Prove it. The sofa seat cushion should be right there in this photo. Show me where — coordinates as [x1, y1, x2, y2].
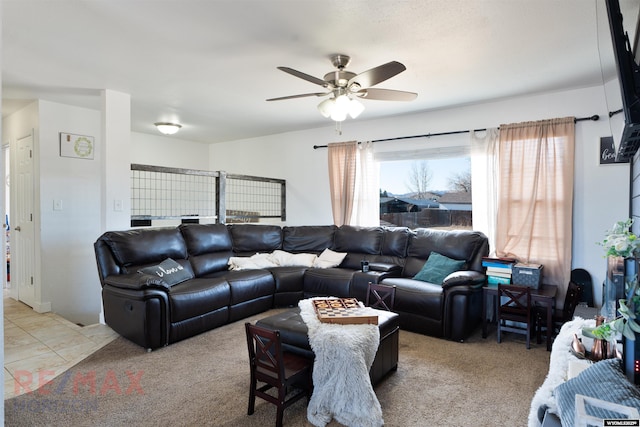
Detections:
[221, 269, 275, 305]
[168, 278, 230, 323]
[303, 267, 356, 298]
[381, 277, 444, 321]
[269, 266, 307, 293]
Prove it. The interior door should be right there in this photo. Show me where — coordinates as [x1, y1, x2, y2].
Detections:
[14, 134, 35, 307]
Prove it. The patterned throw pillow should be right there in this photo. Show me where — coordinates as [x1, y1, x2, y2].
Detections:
[138, 258, 194, 286]
[555, 358, 640, 427]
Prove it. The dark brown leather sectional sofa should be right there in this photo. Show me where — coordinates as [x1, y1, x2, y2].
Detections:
[93, 224, 489, 350]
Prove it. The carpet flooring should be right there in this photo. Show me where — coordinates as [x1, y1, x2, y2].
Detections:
[5, 308, 550, 426]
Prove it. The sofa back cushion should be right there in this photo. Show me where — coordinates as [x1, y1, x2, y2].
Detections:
[333, 226, 384, 269]
[380, 227, 411, 257]
[334, 226, 383, 253]
[282, 225, 336, 253]
[229, 224, 283, 255]
[179, 223, 234, 276]
[100, 227, 188, 269]
[180, 223, 232, 255]
[404, 228, 489, 277]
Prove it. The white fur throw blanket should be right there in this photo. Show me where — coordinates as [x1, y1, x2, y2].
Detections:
[298, 298, 383, 427]
[527, 317, 595, 427]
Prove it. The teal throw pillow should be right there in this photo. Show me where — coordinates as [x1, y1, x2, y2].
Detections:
[413, 252, 466, 284]
[138, 258, 194, 286]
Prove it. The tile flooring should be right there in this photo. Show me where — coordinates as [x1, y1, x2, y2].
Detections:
[3, 293, 118, 399]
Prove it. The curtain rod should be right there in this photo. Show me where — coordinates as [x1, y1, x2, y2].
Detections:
[312, 114, 600, 149]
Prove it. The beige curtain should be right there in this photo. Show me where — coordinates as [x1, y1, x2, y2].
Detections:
[495, 117, 575, 300]
[328, 141, 358, 226]
[328, 141, 379, 226]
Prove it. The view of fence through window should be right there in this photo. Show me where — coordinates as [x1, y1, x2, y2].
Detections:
[379, 157, 472, 230]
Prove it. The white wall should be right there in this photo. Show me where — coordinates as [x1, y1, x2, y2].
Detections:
[208, 126, 335, 226]
[38, 100, 102, 326]
[131, 131, 210, 170]
[206, 85, 630, 306]
[2, 100, 104, 325]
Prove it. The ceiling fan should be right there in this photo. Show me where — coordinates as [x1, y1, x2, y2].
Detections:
[266, 54, 417, 122]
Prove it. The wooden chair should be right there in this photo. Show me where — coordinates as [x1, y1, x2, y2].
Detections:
[536, 281, 582, 344]
[365, 282, 396, 311]
[497, 284, 533, 349]
[245, 322, 313, 427]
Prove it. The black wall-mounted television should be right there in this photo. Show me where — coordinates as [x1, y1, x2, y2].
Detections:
[606, 0, 640, 161]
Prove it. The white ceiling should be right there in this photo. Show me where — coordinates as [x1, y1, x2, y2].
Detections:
[2, 0, 639, 144]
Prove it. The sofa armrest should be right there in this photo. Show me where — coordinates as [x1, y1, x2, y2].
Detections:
[350, 269, 402, 302]
[367, 262, 402, 273]
[441, 270, 486, 289]
[103, 273, 171, 291]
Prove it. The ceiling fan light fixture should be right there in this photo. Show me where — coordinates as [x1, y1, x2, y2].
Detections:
[154, 122, 182, 135]
[317, 98, 335, 118]
[330, 109, 348, 122]
[318, 94, 365, 122]
[330, 95, 351, 122]
[348, 98, 365, 119]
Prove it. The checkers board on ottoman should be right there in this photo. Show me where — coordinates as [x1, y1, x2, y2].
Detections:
[256, 304, 399, 386]
[312, 298, 379, 325]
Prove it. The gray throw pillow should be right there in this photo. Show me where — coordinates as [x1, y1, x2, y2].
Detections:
[554, 358, 640, 426]
[138, 258, 194, 286]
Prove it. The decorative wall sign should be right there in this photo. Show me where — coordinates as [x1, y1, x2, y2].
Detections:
[59, 132, 94, 159]
[600, 136, 629, 164]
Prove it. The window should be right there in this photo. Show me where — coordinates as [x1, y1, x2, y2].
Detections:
[379, 157, 471, 230]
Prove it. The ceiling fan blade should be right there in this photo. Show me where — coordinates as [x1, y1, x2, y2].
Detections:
[277, 67, 330, 88]
[355, 88, 417, 101]
[266, 92, 330, 101]
[348, 61, 406, 88]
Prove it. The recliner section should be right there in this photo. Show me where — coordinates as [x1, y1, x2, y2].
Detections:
[94, 223, 489, 349]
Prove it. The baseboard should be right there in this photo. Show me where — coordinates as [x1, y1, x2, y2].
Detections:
[32, 300, 52, 313]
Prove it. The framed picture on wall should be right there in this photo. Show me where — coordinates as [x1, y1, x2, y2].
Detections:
[59, 132, 94, 160]
[600, 136, 629, 164]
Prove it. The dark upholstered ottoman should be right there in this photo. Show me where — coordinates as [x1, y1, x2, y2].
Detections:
[256, 307, 399, 386]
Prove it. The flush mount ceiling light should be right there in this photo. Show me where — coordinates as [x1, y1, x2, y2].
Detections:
[154, 122, 182, 135]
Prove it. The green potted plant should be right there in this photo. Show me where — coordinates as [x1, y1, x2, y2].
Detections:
[582, 278, 640, 342]
[582, 218, 640, 356]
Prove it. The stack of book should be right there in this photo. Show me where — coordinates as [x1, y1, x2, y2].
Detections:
[481, 257, 517, 285]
